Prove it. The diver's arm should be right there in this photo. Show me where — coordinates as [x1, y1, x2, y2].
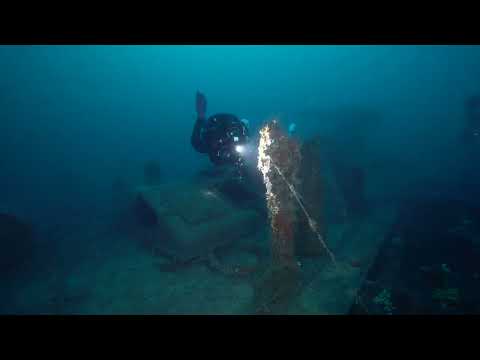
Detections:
[191, 116, 209, 153]
[191, 91, 209, 153]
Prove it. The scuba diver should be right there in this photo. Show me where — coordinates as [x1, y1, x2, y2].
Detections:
[190, 91, 267, 212]
[462, 95, 480, 147]
[191, 91, 251, 177]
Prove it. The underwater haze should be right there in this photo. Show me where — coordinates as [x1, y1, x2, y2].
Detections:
[1, 45, 480, 315]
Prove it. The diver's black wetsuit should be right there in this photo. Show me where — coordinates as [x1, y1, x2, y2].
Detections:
[191, 113, 249, 167]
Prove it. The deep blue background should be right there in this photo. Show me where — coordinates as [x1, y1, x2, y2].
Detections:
[1, 45, 479, 228]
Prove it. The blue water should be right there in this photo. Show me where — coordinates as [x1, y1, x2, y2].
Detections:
[1, 45, 480, 314]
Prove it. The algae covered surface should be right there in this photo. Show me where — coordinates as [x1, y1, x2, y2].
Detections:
[1, 205, 394, 315]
